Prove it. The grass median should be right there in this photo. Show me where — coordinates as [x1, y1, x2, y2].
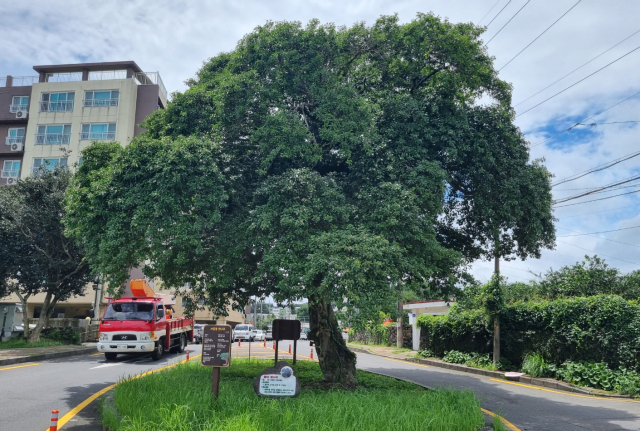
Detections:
[102, 359, 485, 431]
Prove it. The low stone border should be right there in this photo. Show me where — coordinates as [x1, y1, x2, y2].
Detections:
[350, 346, 636, 399]
[0, 346, 96, 367]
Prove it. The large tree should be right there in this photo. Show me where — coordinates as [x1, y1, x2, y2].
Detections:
[1, 168, 92, 342]
[65, 14, 554, 386]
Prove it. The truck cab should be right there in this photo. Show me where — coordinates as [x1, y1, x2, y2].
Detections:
[97, 280, 193, 361]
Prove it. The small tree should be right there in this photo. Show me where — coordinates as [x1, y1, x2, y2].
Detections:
[0, 168, 91, 342]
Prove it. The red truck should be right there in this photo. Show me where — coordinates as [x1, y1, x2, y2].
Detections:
[96, 280, 194, 361]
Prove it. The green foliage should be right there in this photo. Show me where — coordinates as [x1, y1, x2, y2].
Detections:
[419, 295, 640, 370]
[442, 350, 513, 371]
[538, 256, 620, 299]
[104, 359, 485, 431]
[0, 339, 63, 349]
[553, 362, 640, 395]
[417, 348, 435, 358]
[482, 274, 505, 318]
[521, 353, 550, 378]
[41, 327, 81, 345]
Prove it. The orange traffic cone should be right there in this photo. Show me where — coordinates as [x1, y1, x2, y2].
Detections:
[273, 341, 275, 350]
[289, 344, 292, 354]
[186, 349, 190, 361]
[238, 340, 241, 347]
[310, 348, 313, 360]
[263, 340, 266, 348]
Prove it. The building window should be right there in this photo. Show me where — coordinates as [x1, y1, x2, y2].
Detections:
[35, 125, 72, 145]
[6, 128, 25, 145]
[10, 96, 29, 113]
[1, 160, 20, 178]
[80, 123, 116, 141]
[32, 158, 67, 175]
[84, 90, 119, 107]
[39, 92, 75, 112]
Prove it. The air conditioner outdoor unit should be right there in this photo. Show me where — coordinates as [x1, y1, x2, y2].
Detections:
[6, 177, 17, 186]
[10, 143, 23, 152]
[15, 109, 28, 119]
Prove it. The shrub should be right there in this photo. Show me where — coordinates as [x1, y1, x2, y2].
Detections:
[41, 327, 81, 345]
[521, 353, 550, 378]
[552, 361, 640, 395]
[417, 348, 434, 358]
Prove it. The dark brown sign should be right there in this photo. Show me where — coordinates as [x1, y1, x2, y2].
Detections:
[272, 319, 301, 341]
[201, 324, 232, 367]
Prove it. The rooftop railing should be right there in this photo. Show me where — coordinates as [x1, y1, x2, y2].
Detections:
[88, 70, 127, 80]
[0, 76, 39, 87]
[45, 72, 83, 83]
[133, 72, 167, 100]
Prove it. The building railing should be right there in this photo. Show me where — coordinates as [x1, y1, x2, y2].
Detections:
[0, 76, 38, 87]
[83, 98, 119, 108]
[45, 72, 83, 83]
[88, 70, 127, 81]
[35, 133, 71, 145]
[1, 170, 19, 178]
[133, 72, 167, 100]
[80, 132, 116, 141]
[9, 104, 29, 113]
[6, 136, 24, 145]
[39, 101, 74, 112]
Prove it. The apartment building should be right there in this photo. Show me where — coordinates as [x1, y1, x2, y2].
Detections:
[1, 61, 239, 327]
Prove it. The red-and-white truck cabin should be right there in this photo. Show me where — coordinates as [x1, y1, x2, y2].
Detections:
[97, 280, 194, 361]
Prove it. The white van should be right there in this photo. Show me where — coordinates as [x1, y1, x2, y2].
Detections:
[233, 324, 257, 341]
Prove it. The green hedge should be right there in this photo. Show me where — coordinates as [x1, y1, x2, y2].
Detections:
[417, 295, 640, 369]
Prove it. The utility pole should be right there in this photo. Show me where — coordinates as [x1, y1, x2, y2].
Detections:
[493, 254, 500, 365]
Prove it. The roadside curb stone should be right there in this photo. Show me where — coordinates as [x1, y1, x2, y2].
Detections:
[348, 344, 637, 399]
[0, 346, 95, 366]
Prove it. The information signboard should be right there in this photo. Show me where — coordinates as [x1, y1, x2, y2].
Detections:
[272, 319, 301, 341]
[259, 374, 297, 396]
[201, 324, 232, 367]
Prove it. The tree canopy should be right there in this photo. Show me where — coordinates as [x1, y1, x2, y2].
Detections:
[65, 14, 554, 385]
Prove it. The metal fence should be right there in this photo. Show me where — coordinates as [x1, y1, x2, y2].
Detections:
[1, 170, 19, 178]
[83, 98, 119, 108]
[133, 72, 168, 100]
[35, 133, 71, 145]
[39, 101, 74, 112]
[88, 70, 127, 81]
[80, 132, 116, 141]
[45, 72, 83, 83]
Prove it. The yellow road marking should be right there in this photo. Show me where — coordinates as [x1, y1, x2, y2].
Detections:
[490, 378, 640, 403]
[380, 357, 429, 369]
[89, 353, 103, 357]
[49, 354, 202, 430]
[0, 363, 41, 372]
[481, 408, 521, 431]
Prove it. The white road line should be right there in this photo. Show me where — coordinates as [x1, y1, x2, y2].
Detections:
[90, 363, 122, 370]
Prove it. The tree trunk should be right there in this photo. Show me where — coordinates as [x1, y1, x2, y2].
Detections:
[28, 292, 55, 343]
[308, 298, 357, 388]
[13, 290, 30, 342]
[493, 254, 500, 364]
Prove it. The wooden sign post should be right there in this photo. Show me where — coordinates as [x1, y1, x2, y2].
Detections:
[272, 319, 301, 365]
[201, 324, 232, 398]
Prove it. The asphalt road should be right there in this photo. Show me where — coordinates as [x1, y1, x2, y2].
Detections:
[2, 341, 640, 431]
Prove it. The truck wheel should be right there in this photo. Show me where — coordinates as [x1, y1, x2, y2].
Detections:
[105, 352, 118, 361]
[152, 339, 164, 361]
[180, 334, 187, 352]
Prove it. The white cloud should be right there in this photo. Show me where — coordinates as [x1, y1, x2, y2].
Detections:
[3, 0, 640, 282]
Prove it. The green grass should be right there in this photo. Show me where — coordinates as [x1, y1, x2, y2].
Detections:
[104, 359, 485, 431]
[493, 414, 509, 431]
[391, 347, 413, 354]
[0, 339, 64, 349]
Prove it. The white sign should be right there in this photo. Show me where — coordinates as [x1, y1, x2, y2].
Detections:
[259, 374, 297, 396]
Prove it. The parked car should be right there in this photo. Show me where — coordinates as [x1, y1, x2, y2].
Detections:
[233, 324, 257, 341]
[300, 332, 308, 340]
[193, 324, 204, 344]
[254, 330, 265, 341]
[265, 330, 273, 341]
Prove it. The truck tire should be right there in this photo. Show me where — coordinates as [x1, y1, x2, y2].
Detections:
[152, 339, 164, 361]
[178, 334, 186, 353]
[105, 352, 118, 361]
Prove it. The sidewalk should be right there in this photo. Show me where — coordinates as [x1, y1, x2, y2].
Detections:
[0, 343, 97, 366]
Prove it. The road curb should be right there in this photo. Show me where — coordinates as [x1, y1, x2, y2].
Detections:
[349, 346, 636, 399]
[0, 346, 95, 367]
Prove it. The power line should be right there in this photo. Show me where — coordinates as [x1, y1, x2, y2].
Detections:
[557, 203, 640, 217]
[486, 0, 530, 44]
[478, 0, 501, 25]
[556, 240, 640, 266]
[558, 224, 640, 237]
[514, 27, 640, 107]
[499, 0, 582, 72]
[552, 150, 640, 187]
[553, 189, 640, 208]
[556, 184, 640, 191]
[530, 89, 640, 148]
[516, 44, 640, 118]
[557, 227, 640, 249]
[486, 0, 512, 27]
[554, 174, 640, 203]
[576, 120, 640, 126]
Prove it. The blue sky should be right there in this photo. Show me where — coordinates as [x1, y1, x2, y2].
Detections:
[4, 0, 640, 283]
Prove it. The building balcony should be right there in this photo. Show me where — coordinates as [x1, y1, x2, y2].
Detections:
[1, 170, 19, 178]
[6, 136, 24, 146]
[83, 98, 119, 108]
[9, 104, 29, 113]
[39, 101, 74, 112]
[35, 133, 71, 145]
[80, 132, 116, 141]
